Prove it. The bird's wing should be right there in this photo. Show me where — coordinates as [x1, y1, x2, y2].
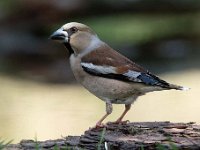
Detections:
[81, 45, 170, 88]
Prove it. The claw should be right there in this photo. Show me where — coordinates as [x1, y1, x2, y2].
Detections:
[95, 123, 108, 128]
[108, 120, 130, 125]
[115, 120, 130, 124]
[89, 123, 107, 131]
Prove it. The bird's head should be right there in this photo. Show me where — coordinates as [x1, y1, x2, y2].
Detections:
[50, 22, 101, 55]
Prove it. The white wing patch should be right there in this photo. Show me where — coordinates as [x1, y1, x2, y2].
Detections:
[81, 63, 116, 74]
[123, 70, 142, 82]
[81, 62, 142, 82]
[123, 70, 141, 78]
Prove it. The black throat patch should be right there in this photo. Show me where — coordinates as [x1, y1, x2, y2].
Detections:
[64, 42, 74, 55]
[64, 29, 76, 55]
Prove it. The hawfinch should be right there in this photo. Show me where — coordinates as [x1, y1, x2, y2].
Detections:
[50, 22, 188, 127]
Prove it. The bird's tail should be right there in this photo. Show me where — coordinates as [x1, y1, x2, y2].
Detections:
[168, 84, 190, 91]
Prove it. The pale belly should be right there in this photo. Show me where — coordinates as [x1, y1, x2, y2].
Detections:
[69, 55, 160, 104]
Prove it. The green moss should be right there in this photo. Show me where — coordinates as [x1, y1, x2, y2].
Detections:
[0, 139, 12, 150]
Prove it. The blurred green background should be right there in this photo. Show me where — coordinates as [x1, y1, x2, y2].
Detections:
[0, 0, 200, 143]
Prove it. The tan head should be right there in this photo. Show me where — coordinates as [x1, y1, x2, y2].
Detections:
[50, 22, 102, 55]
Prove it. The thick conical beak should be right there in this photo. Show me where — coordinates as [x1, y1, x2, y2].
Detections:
[50, 28, 69, 43]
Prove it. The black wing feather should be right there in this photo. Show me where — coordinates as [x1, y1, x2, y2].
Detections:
[82, 65, 170, 88]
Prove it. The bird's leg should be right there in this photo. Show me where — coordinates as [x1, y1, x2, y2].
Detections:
[96, 102, 113, 128]
[115, 104, 131, 124]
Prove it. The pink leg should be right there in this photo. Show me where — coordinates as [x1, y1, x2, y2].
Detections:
[95, 102, 113, 128]
[115, 104, 131, 123]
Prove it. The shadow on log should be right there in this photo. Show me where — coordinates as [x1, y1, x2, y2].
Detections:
[6, 122, 200, 150]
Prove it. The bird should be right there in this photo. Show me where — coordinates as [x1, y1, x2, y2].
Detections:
[50, 22, 189, 127]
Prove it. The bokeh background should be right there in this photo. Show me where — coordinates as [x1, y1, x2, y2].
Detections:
[0, 0, 200, 143]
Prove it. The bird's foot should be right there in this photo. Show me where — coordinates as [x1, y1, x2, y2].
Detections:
[108, 120, 130, 125]
[116, 120, 130, 124]
[89, 122, 107, 131]
[95, 122, 107, 128]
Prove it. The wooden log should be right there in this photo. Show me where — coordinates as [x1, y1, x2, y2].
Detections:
[5, 122, 200, 150]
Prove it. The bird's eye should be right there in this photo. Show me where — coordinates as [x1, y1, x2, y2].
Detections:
[70, 27, 78, 33]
